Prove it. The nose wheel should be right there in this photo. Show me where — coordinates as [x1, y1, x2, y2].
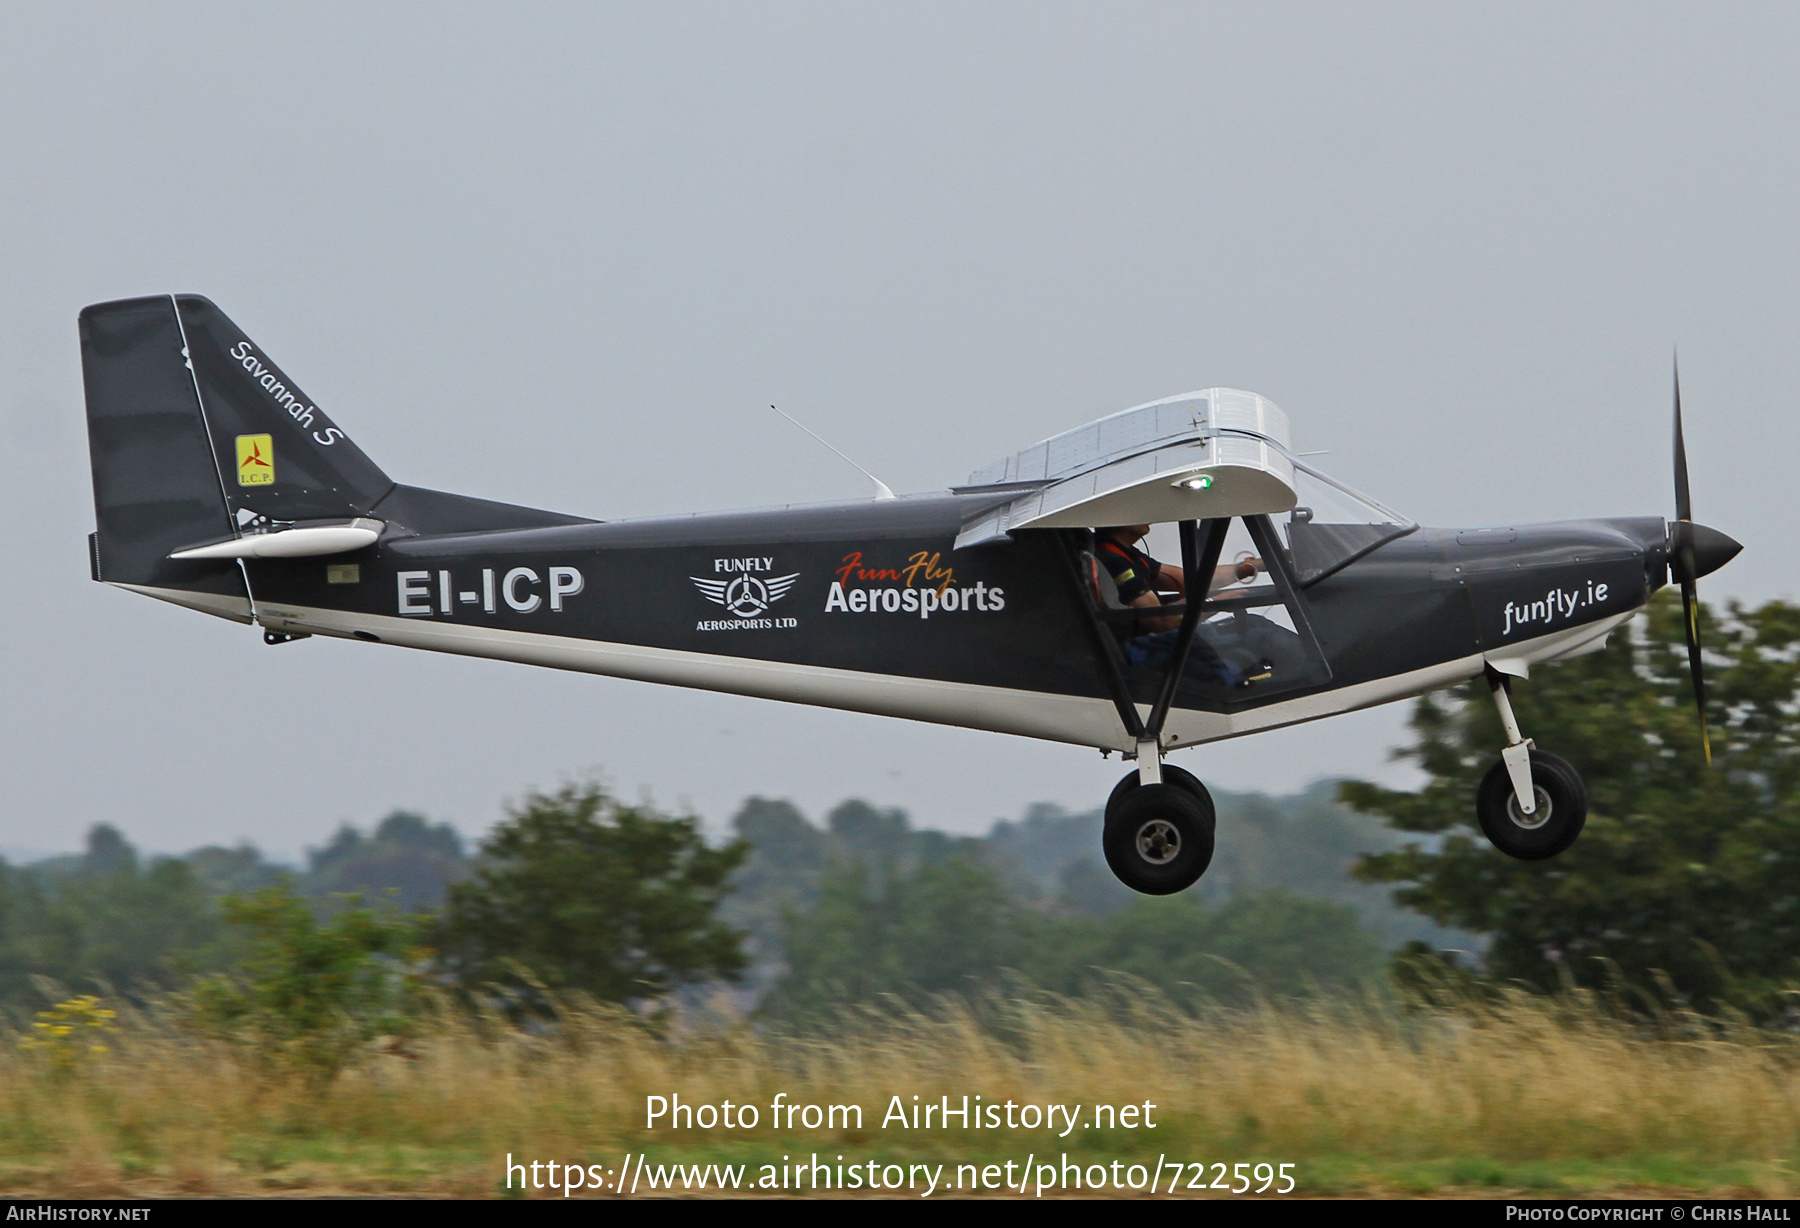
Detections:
[1476, 748, 1587, 860]
[1102, 765, 1216, 894]
[1477, 669, 1588, 860]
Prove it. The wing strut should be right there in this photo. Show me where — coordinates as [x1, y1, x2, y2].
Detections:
[1055, 529, 1146, 742]
[1055, 518, 1230, 760]
[1143, 519, 1229, 744]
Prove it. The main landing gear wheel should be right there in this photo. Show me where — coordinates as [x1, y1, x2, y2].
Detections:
[1103, 778, 1216, 895]
[1476, 749, 1588, 861]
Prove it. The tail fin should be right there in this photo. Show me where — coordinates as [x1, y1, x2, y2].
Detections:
[82, 295, 394, 615]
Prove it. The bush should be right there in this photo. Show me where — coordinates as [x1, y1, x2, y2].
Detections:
[182, 885, 425, 1086]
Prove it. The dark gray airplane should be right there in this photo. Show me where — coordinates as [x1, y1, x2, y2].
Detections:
[81, 295, 1741, 894]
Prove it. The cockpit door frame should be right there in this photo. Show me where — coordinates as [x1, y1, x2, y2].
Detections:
[1055, 515, 1333, 733]
[1144, 518, 1229, 740]
[1054, 518, 1227, 740]
[1244, 512, 1333, 686]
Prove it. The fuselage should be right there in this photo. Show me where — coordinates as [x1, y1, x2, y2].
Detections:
[72, 295, 1709, 779]
[188, 493, 1670, 755]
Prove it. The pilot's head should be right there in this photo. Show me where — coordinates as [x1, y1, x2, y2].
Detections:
[1101, 524, 1152, 544]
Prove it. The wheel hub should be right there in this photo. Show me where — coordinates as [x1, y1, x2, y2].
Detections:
[1506, 786, 1553, 830]
[1135, 818, 1182, 865]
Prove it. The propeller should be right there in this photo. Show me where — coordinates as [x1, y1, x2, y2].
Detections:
[1668, 357, 1743, 765]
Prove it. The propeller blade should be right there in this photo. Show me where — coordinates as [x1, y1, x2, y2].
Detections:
[1680, 577, 1712, 766]
[1673, 355, 1692, 525]
[1671, 355, 1711, 765]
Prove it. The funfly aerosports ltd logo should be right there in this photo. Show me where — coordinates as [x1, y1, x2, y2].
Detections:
[692, 557, 800, 631]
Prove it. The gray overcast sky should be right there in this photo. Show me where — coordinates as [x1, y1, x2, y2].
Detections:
[3, 3, 1796, 859]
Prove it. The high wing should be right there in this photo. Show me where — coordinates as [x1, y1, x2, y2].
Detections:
[953, 388, 1299, 548]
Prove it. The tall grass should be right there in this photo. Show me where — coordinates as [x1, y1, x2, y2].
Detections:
[1, 984, 1796, 1196]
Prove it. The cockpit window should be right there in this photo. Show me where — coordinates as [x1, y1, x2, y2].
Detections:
[1274, 463, 1416, 585]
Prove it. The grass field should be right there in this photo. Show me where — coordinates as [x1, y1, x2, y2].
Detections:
[1, 985, 1795, 1198]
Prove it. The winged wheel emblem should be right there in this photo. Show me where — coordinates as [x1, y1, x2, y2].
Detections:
[691, 572, 800, 618]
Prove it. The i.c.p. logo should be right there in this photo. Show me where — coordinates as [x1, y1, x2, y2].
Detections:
[236, 434, 274, 486]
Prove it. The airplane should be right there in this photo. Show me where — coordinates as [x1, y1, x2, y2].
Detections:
[79, 295, 1742, 895]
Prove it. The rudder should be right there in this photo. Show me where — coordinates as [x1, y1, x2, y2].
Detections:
[82, 295, 245, 613]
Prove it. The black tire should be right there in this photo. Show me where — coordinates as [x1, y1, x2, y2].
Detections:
[1476, 749, 1587, 861]
[1102, 782, 1216, 895]
[1105, 763, 1207, 821]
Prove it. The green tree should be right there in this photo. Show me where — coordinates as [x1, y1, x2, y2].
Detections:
[720, 798, 829, 962]
[824, 799, 913, 866]
[59, 855, 226, 988]
[305, 810, 467, 911]
[0, 826, 231, 1007]
[184, 884, 423, 1086]
[185, 842, 284, 897]
[432, 782, 747, 1006]
[0, 863, 70, 1005]
[1345, 596, 1800, 1007]
[765, 853, 1032, 1019]
[764, 855, 1386, 1017]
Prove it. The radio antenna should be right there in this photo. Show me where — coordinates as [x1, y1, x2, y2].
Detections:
[770, 404, 896, 500]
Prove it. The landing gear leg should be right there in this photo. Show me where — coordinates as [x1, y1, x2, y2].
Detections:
[1488, 670, 1537, 817]
[1135, 738, 1163, 785]
[1065, 514, 1238, 889]
[1475, 667, 1588, 860]
[1085, 520, 1232, 895]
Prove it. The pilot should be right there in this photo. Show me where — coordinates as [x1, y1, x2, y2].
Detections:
[1096, 524, 1265, 684]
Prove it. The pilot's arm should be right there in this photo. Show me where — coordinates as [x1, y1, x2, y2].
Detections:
[1126, 590, 1182, 634]
[1100, 538, 1183, 633]
[1126, 559, 1260, 631]
[1211, 556, 1262, 592]
[1100, 528, 1260, 632]
[1156, 557, 1263, 597]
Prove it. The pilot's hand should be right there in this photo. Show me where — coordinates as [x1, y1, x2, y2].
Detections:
[1234, 556, 1263, 582]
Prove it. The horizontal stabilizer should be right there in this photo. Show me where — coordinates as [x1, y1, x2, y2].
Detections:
[169, 518, 383, 560]
[953, 388, 1297, 548]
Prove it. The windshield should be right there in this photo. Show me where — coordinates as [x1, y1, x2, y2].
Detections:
[1273, 462, 1415, 585]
